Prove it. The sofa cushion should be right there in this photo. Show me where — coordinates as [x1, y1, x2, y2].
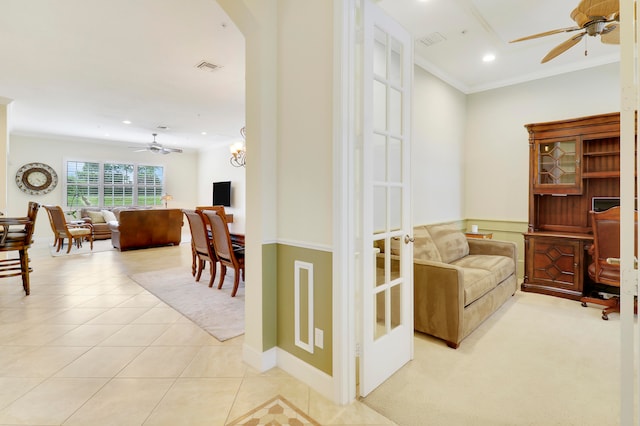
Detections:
[413, 226, 442, 262]
[451, 254, 515, 305]
[426, 223, 469, 263]
[86, 210, 106, 223]
[101, 210, 117, 223]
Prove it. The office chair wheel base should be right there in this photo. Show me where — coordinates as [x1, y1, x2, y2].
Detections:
[581, 302, 588, 307]
[602, 313, 609, 320]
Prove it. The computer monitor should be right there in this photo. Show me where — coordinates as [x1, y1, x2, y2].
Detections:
[591, 197, 619, 212]
[591, 196, 637, 212]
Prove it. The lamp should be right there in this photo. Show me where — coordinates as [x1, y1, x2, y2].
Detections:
[161, 194, 173, 208]
[230, 126, 246, 167]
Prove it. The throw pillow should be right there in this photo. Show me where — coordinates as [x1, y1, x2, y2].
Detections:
[101, 210, 117, 223]
[87, 210, 106, 223]
[426, 223, 469, 263]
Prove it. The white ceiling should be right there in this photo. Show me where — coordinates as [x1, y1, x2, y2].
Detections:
[0, 0, 246, 152]
[379, 0, 619, 93]
[0, 0, 620, 151]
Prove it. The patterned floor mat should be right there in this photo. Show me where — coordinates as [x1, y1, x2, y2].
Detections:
[227, 395, 321, 426]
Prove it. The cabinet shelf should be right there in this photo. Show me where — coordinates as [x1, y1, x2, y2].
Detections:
[583, 150, 620, 157]
[582, 171, 620, 178]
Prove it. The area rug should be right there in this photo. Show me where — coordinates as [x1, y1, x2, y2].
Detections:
[129, 266, 244, 342]
[227, 395, 321, 426]
[49, 238, 116, 257]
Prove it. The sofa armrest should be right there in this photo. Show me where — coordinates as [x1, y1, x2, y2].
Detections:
[413, 259, 465, 345]
[467, 239, 517, 264]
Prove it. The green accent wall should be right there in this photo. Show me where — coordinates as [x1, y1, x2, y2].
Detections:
[276, 243, 333, 375]
[262, 243, 278, 351]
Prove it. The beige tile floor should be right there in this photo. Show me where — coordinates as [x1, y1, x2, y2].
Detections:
[0, 238, 395, 426]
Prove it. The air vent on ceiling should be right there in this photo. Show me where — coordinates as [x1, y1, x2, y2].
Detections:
[418, 32, 446, 47]
[195, 61, 222, 72]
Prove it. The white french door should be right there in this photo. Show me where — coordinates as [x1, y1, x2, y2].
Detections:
[358, 0, 413, 397]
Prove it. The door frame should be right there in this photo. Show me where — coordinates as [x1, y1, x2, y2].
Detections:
[332, 0, 414, 403]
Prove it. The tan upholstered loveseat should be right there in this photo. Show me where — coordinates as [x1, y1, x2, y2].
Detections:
[412, 223, 517, 348]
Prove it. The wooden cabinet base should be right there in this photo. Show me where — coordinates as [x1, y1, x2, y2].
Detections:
[520, 282, 583, 301]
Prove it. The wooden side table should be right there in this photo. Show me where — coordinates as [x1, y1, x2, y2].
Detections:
[465, 232, 493, 239]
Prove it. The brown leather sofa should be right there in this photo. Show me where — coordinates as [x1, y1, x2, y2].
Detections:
[108, 209, 183, 251]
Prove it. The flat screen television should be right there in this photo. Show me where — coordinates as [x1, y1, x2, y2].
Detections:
[212, 181, 232, 207]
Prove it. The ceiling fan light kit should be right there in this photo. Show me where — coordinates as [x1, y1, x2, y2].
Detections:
[510, 0, 619, 63]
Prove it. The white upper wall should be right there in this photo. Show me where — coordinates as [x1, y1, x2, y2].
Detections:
[412, 64, 466, 225]
[197, 144, 246, 234]
[464, 63, 620, 222]
[276, 0, 333, 248]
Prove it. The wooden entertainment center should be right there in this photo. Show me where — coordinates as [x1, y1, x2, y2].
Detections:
[522, 112, 631, 300]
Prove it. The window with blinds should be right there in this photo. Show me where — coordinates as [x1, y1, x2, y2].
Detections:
[65, 161, 164, 208]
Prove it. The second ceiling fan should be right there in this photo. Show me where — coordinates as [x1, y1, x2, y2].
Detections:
[510, 0, 619, 63]
[132, 133, 183, 155]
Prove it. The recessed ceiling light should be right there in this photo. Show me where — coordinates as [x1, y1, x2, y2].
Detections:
[122, 120, 131, 124]
[482, 53, 496, 63]
[201, 131, 207, 135]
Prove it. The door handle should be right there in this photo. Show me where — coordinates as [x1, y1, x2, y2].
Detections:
[404, 235, 415, 244]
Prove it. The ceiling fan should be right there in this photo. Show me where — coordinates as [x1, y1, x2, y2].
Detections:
[510, 0, 619, 63]
[132, 133, 183, 155]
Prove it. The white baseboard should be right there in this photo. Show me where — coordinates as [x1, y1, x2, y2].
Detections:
[243, 343, 276, 372]
[276, 348, 334, 401]
[242, 344, 335, 402]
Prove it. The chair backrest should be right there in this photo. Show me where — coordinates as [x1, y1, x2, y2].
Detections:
[43, 205, 69, 235]
[201, 207, 234, 263]
[589, 206, 637, 286]
[24, 201, 40, 242]
[183, 209, 213, 255]
[0, 202, 40, 249]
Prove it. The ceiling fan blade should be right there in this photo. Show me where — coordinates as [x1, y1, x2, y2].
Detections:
[510, 26, 581, 43]
[578, 0, 619, 17]
[601, 24, 620, 44]
[541, 33, 585, 63]
[163, 147, 183, 153]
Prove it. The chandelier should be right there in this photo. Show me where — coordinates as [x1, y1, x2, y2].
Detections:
[230, 126, 246, 167]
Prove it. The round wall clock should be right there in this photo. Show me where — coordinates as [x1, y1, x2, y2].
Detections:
[15, 162, 58, 195]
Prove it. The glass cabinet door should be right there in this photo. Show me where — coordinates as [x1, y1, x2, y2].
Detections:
[533, 137, 582, 194]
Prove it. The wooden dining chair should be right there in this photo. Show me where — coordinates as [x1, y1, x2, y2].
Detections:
[183, 209, 218, 287]
[201, 207, 245, 297]
[43, 205, 93, 254]
[0, 201, 40, 295]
